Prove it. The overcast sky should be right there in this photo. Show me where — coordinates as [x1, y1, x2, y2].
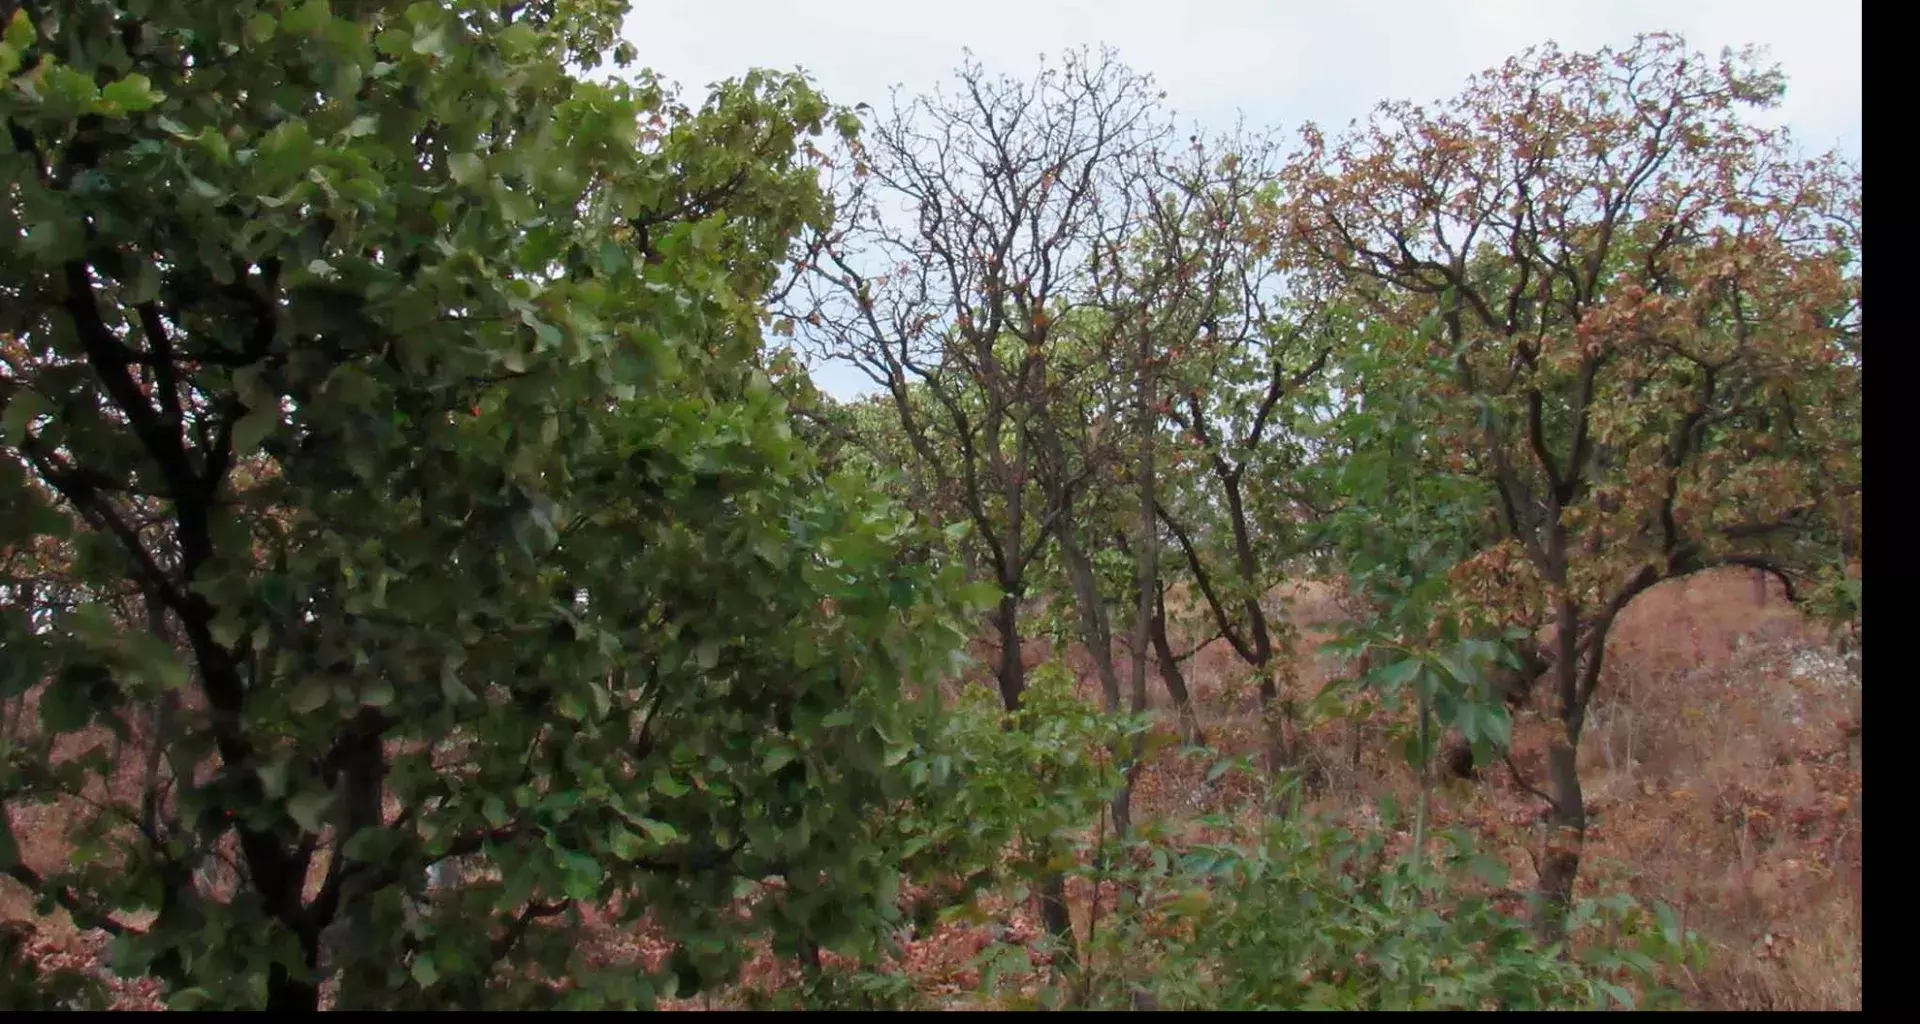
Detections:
[619, 0, 1861, 398]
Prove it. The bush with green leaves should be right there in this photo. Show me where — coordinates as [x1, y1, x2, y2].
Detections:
[718, 661, 1149, 1010]
[1048, 799, 1702, 1010]
[891, 662, 1150, 926]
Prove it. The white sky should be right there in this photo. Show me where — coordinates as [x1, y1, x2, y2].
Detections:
[620, 0, 1862, 399]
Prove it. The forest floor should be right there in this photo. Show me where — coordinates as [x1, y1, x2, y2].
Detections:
[2, 570, 1862, 1010]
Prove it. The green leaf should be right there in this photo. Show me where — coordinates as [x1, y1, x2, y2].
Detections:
[441, 666, 477, 706]
[121, 259, 161, 305]
[957, 581, 1003, 611]
[288, 678, 332, 714]
[2, 390, 49, 445]
[636, 818, 678, 843]
[167, 988, 215, 1011]
[449, 152, 485, 186]
[1654, 900, 1682, 944]
[694, 638, 721, 671]
[361, 679, 395, 708]
[344, 828, 401, 863]
[1368, 656, 1423, 691]
[100, 74, 165, 114]
[5, 9, 33, 50]
[410, 952, 439, 987]
[410, 24, 449, 59]
[1599, 982, 1634, 1008]
[561, 850, 602, 899]
[287, 788, 334, 833]
[259, 756, 293, 800]
[39, 665, 99, 733]
[652, 770, 690, 798]
[1465, 852, 1507, 886]
[610, 827, 644, 859]
[283, 0, 332, 36]
[1164, 889, 1210, 918]
[231, 404, 278, 457]
[597, 239, 627, 276]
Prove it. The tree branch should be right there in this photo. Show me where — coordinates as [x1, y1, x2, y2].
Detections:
[2, 862, 132, 937]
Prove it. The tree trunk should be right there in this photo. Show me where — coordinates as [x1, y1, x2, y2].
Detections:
[993, 591, 1026, 712]
[265, 973, 322, 1012]
[1056, 532, 1135, 836]
[1535, 597, 1588, 945]
[1059, 534, 1123, 713]
[992, 584, 1074, 970]
[1109, 782, 1134, 845]
[330, 713, 391, 1009]
[1535, 738, 1586, 946]
[1124, 340, 1157, 831]
[1129, 335, 1157, 718]
[1255, 657, 1290, 784]
[1038, 870, 1074, 978]
[1148, 594, 1203, 746]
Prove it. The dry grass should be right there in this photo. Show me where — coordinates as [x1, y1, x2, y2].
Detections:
[3, 571, 1861, 1010]
[1572, 570, 1862, 1010]
[1119, 567, 1862, 1011]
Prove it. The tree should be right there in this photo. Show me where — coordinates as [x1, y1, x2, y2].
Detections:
[3, 0, 974, 1008]
[794, 48, 1170, 718]
[1049, 126, 1319, 813]
[1281, 34, 1861, 938]
[1097, 128, 1342, 787]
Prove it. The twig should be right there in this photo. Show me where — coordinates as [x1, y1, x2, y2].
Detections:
[1, 862, 131, 937]
[1503, 753, 1559, 812]
[489, 898, 573, 963]
[1082, 799, 1107, 1007]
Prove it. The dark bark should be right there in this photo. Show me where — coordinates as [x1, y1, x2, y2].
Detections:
[1148, 593, 1203, 746]
[992, 592, 1026, 712]
[264, 974, 322, 1013]
[1442, 736, 1479, 781]
[1121, 334, 1157, 838]
[1536, 740, 1586, 945]
[1530, 586, 1591, 943]
[40, 252, 328, 1008]
[1158, 490, 1290, 781]
[1058, 533, 1123, 712]
[1038, 871, 1074, 975]
[1055, 530, 1136, 837]
[326, 711, 390, 1009]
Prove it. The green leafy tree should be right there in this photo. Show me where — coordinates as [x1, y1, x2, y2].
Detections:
[3, 0, 974, 1009]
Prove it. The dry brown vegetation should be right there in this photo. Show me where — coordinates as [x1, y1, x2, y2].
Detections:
[3, 569, 1859, 1011]
[1128, 567, 1861, 1011]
